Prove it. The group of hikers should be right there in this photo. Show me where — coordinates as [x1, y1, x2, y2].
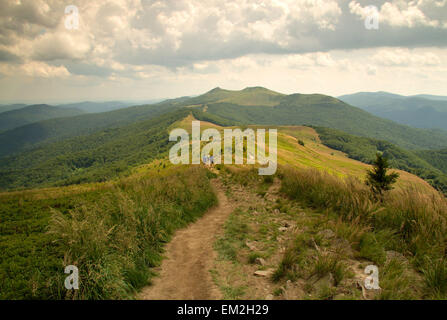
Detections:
[202, 155, 215, 167]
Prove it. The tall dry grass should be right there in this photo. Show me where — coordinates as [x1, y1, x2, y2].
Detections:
[280, 167, 380, 221]
[279, 166, 447, 297]
[48, 166, 217, 299]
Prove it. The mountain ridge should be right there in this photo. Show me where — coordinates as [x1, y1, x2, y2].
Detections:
[0, 104, 85, 132]
[187, 87, 447, 150]
[339, 91, 447, 130]
[2, 87, 447, 161]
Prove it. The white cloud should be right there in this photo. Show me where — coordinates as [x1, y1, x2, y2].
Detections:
[31, 32, 92, 61]
[0, 0, 446, 100]
[21, 62, 70, 78]
[373, 48, 441, 66]
[0, 61, 70, 78]
[366, 65, 377, 75]
[349, 0, 447, 28]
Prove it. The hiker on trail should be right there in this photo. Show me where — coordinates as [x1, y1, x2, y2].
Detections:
[203, 155, 211, 166]
[210, 155, 214, 166]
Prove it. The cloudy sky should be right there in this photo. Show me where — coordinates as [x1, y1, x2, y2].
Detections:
[0, 0, 446, 102]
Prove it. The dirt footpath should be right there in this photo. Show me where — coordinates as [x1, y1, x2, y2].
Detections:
[138, 179, 232, 300]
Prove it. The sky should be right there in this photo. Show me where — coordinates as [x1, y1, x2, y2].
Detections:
[0, 0, 446, 103]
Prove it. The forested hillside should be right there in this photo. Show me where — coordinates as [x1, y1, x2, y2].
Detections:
[0, 104, 27, 114]
[0, 104, 84, 132]
[0, 109, 192, 190]
[339, 92, 447, 130]
[3, 87, 447, 160]
[58, 101, 138, 113]
[415, 149, 447, 174]
[0, 100, 185, 158]
[0, 87, 447, 157]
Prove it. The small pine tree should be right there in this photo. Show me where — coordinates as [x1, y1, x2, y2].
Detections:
[366, 153, 399, 199]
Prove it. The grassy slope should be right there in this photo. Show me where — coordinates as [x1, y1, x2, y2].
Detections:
[0, 188, 104, 299]
[177, 116, 435, 194]
[0, 164, 217, 299]
[186, 86, 285, 107]
[214, 166, 447, 299]
[276, 126, 433, 192]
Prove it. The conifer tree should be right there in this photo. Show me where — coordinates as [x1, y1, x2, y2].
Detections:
[366, 153, 399, 199]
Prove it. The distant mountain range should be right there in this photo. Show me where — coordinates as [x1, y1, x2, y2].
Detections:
[413, 94, 447, 101]
[338, 91, 447, 131]
[185, 87, 447, 150]
[1, 87, 447, 159]
[0, 99, 183, 158]
[0, 104, 28, 113]
[57, 100, 163, 113]
[0, 100, 163, 114]
[0, 99, 165, 131]
[0, 104, 84, 132]
[1, 87, 447, 193]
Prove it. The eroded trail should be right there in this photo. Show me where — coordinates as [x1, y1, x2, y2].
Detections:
[138, 178, 232, 300]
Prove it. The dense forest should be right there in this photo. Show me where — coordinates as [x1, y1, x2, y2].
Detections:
[0, 100, 183, 158]
[0, 109, 193, 190]
[415, 149, 447, 174]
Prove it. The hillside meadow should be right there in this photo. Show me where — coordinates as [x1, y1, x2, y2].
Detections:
[0, 165, 216, 299]
[217, 165, 447, 299]
[176, 116, 436, 195]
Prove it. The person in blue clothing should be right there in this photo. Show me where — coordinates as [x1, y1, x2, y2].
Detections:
[209, 155, 214, 166]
